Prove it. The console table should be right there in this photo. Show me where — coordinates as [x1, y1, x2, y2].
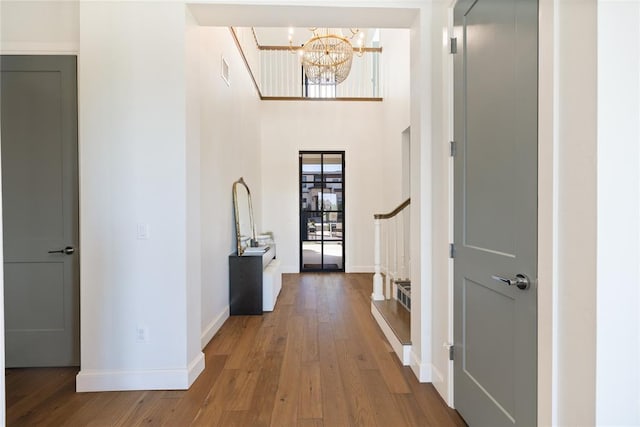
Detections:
[229, 245, 281, 315]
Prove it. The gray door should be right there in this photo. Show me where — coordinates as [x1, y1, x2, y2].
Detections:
[1, 55, 79, 367]
[453, 0, 537, 426]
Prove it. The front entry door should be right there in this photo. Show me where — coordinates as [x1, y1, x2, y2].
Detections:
[300, 152, 345, 272]
[453, 1, 538, 426]
[1, 55, 79, 367]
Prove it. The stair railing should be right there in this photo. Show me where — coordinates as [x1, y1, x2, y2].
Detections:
[372, 198, 410, 300]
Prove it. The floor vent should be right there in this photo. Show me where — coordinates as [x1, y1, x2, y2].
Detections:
[395, 280, 411, 311]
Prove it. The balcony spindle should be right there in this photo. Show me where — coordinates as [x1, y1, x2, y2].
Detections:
[372, 218, 384, 301]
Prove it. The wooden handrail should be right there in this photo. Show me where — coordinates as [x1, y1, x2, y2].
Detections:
[374, 198, 410, 220]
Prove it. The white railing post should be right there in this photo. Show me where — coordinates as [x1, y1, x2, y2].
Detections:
[383, 219, 389, 298]
[385, 219, 391, 299]
[386, 217, 394, 299]
[398, 212, 405, 280]
[372, 218, 384, 301]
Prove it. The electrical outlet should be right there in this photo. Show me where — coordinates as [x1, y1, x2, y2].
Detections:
[136, 326, 149, 343]
[136, 223, 150, 240]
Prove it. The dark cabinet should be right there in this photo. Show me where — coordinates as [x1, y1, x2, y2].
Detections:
[229, 254, 263, 315]
[229, 245, 280, 315]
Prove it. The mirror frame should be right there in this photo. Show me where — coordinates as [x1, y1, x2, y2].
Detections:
[232, 177, 256, 255]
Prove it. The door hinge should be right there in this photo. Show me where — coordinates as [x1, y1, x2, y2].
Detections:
[450, 37, 457, 54]
[449, 243, 455, 259]
[449, 345, 455, 361]
[449, 140, 457, 157]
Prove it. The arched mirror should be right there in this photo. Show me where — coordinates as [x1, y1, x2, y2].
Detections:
[232, 177, 256, 255]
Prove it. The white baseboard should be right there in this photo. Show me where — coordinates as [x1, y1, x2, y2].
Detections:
[347, 266, 374, 273]
[187, 352, 206, 387]
[410, 350, 433, 382]
[281, 265, 298, 274]
[371, 302, 411, 366]
[76, 351, 205, 392]
[280, 267, 374, 274]
[431, 362, 454, 408]
[201, 306, 230, 349]
[431, 362, 445, 385]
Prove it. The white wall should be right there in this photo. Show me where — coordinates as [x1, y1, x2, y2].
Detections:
[185, 7, 203, 375]
[555, 2, 598, 424]
[537, 0, 557, 423]
[197, 25, 262, 346]
[408, 4, 435, 384]
[596, 2, 640, 425]
[380, 29, 410, 204]
[258, 32, 408, 275]
[538, 0, 600, 424]
[76, 1, 203, 391]
[0, 0, 78, 54]
[427, 1, 452, 401]
[404, 2, 453, 393]
[234, 26, 262, 91]
[260, 100, 389, 273]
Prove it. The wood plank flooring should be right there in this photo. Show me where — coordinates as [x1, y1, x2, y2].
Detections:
[6, 273, 466, 427]
[372, 299, 411, 345]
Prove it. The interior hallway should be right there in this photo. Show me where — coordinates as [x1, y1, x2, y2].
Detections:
[6, 273, 465, 426]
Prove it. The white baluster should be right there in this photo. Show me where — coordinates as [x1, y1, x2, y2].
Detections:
[394, 215, 399, 297]
[387, 217, 392, 300]
[398, 211, 404, 280]
[372, 218, 384, 301]
[385, 219, 391, 298]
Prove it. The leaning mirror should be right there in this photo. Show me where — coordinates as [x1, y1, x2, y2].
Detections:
[232, 177, 256, 255]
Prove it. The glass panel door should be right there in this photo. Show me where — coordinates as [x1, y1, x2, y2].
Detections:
[300, 151, 345, 272]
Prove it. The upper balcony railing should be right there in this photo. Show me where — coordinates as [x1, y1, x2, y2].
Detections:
[232, 27, 383, 101]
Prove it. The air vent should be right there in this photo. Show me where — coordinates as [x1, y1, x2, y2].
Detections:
[221, 56, 230, 86]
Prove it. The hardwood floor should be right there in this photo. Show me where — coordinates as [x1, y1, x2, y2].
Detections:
[6, 273, 466, 427]
[372, 299, 411, 345]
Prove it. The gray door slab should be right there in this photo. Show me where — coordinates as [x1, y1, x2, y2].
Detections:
[453, 0, 538, 425]
[1, 55, 79, 367]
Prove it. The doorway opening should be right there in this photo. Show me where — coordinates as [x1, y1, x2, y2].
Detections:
[299, 151, 345, 272]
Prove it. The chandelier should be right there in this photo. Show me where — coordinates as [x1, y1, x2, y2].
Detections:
[290, 28, 364, 85]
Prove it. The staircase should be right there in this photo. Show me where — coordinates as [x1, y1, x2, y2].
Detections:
[371, 198, 411, 365]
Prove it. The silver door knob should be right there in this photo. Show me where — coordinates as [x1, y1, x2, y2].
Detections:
[491, 273, 530, 290]
[48, 246, 75, 255]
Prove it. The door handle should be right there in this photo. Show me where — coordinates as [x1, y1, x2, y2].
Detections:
[491, 273, 530, 290]
[48, 246, 75, 255]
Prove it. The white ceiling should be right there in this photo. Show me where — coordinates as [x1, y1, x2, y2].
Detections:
[188, 4, 418, 28]
[253, 27, 378, 47]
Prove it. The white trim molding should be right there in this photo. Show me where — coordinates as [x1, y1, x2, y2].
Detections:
[280, 265, 299, 274]
[76, 352, 205, 392]
[201, 306, 230, 349]
[347, 266, 374, 273]
[1, 42, 79, 55]
[187, 352, 206, 387]
[410, 350, 432, 383]
[370, 302, 411, 365]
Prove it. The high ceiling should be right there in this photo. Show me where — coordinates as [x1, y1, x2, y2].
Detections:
[188, 4, 417, 29]
[253, 27, 379, 48]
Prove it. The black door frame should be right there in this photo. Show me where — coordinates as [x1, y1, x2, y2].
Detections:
[299, 151, 345, 272]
